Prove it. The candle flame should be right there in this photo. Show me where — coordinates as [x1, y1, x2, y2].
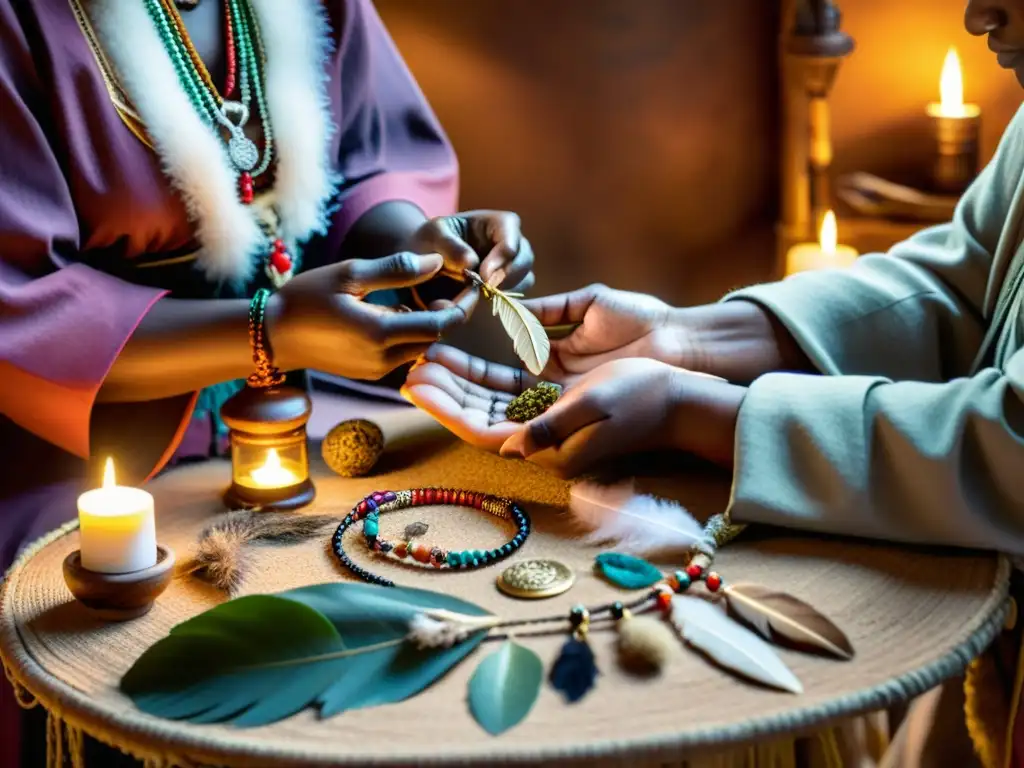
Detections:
[940, 46, 964, 115]
[249, 448, 298, 488]
[102, 457, 116, 489]
[819, 210, 837, 255]
[263, 449, 282, 472]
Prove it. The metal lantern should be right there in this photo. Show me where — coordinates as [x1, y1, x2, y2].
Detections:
[219, 383, 315, 511]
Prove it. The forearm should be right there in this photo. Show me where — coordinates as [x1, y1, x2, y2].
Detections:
[670, 300, 816, 384]
[337, 200, 427, 261]
[96, 297, 255, 403]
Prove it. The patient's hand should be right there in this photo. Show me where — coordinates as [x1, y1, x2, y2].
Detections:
[522, 284, 695, 378]
[400, 344, 573, 452]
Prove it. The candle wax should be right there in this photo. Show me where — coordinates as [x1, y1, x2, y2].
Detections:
[78, 485, 157, 574]
[785, 242, 859, 276]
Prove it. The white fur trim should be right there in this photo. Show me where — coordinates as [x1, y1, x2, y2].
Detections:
[250, 0, 339, 244]
[88, 0, 337, 284]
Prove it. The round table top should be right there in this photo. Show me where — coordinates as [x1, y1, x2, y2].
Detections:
[0, 409, 1010, 767]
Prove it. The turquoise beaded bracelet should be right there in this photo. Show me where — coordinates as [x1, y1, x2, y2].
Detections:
[331, 488, 532, 587]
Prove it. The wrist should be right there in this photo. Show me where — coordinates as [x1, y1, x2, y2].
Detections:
[262, 291, 300, 373]
[666, 369, 745, 468]
[666, 301, 812, 383]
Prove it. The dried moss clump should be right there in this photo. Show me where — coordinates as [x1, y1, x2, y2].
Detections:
[321, 419, 385, 477]
[505, 382, 562, 423]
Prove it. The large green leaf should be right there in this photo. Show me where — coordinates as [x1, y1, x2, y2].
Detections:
[120, 583, 495, 727]
[467, 641, 543, 735]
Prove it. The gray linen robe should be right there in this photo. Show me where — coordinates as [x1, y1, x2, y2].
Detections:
[728, 104, 1024, 555]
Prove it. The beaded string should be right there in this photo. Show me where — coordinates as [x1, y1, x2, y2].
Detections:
[222, 0, 237, 97]
[158, 0, 220, 99]
[246, 288, 284, 388]
[332, 488, 532, 587]
[144, 0, 274, 181]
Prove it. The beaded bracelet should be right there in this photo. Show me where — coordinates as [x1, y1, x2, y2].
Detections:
[331, 488, 531, 587]
[247, 288, 284, 388]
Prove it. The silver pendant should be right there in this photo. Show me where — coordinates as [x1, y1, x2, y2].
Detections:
[229, 135, 259, 171]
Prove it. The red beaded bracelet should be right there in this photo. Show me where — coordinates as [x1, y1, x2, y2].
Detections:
[331, 488, 532, 587]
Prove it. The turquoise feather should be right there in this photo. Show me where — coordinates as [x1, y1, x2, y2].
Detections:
[120, 583, 494, 727]
[594, 552, 664, 589]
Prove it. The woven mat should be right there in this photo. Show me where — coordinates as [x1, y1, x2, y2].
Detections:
[0, 408, 1011, 767]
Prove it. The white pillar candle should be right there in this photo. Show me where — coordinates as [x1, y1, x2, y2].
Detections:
[785, 210, 859, 276]
[77, 458, 157, 574]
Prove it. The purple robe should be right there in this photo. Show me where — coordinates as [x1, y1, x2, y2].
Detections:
[0, 0, 457, 760]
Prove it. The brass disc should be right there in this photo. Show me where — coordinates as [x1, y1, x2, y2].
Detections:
[496, 558, 575, 599]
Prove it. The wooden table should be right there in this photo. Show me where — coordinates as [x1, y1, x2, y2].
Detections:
[0, 397, 1011, 767]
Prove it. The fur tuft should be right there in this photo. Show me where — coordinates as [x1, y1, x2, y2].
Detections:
[249, 0, 340, 248]
[617, 614, 678, 672]
[178, 510, 339, 594]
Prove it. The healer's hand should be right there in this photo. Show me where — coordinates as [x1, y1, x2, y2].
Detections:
[406, 211, 535, 294]
[267, 253, 477, 381]
[400, 344, 567, 452]
[520, 284, 705, 379]
[499, 358, 745, 479]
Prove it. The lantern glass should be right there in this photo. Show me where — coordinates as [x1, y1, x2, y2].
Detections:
[220, 384, 316, 511]
[231, 430, 308, 490]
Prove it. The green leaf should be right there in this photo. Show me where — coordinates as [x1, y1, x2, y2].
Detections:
[467, 641, 543, 735]
[594, 552, 663, 589]
[120, 583, 494, 726]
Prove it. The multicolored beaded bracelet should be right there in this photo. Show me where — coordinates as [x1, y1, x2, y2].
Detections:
[331, 488, 532, 587]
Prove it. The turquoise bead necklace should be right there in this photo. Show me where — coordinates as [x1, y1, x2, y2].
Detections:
[141, 0, 295, 286]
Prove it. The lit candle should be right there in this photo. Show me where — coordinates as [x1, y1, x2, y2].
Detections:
[784, 210, 859, 276]
[249, 448, 298, 489]
[926, 46, 981, 194]
[77, 458, 157, 574]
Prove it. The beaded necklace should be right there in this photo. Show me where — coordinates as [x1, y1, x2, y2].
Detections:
[143, 0, 294, 285]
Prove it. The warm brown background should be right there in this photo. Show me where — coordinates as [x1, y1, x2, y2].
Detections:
[375, 0, 1021, 307]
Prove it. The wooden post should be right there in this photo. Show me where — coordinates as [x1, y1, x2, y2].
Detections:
[777, 0, 854, 274]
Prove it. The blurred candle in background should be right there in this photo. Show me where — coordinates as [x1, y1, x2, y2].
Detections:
[926, 47, 980, 194]
[784, 210, 859, 276]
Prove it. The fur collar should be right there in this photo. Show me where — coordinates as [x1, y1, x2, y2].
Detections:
[89, 0, 338, 285]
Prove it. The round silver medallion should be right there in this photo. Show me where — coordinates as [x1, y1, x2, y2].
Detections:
[229, 136, 259, 171]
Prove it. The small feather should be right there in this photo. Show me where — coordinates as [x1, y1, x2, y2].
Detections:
[669, 595, 803, 694]
[467, 641, 543, 735]
[549, 637, 598, 703]
[724, 583, 854, 660]
[594, 552, 664, 590]
[177, 511, 340, 595]
[569, 482, 705, 556]
[617, 614, 677, 672]
[490, 286, 550, 375]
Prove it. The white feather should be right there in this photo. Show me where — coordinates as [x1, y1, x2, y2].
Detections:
[670, 595, 803, 694]
[568, 482, 705, 555]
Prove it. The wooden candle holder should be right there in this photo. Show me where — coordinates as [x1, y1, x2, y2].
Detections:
[62, 545, 175, 621]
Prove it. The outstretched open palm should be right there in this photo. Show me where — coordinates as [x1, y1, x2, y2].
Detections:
[400, 344, 578, 452]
